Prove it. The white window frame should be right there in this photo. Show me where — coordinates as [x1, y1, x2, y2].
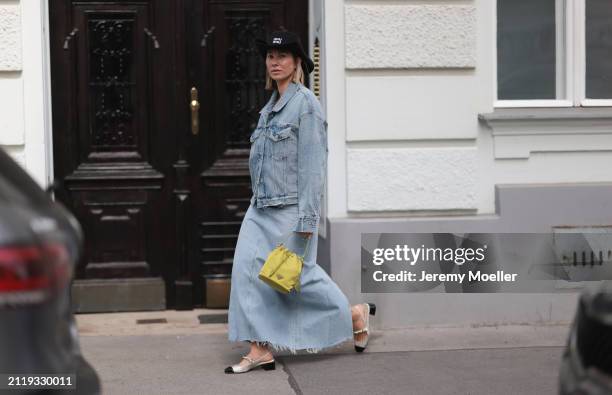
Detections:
[495, 0, 612, 108]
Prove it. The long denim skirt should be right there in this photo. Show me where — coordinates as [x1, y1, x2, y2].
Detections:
[227, 202, 353, 354]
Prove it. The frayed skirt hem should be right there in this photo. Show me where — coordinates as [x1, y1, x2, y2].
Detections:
[228, 334, 354, 355]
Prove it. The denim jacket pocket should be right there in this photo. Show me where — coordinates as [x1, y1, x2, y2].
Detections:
[267, 127, 296, 160]
[268, 127, 292, 142]
[249, 128, 263, 143]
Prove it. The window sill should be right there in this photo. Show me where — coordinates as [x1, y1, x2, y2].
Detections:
[478, 108, 612, 159]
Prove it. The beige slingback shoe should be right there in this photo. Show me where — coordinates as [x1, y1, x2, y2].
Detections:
[224, 351, 276, 374]
[353, 303, 376, 352]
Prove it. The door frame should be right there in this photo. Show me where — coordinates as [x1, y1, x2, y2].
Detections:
[16, 0, 56, 190]
[42, 1, 55, 190]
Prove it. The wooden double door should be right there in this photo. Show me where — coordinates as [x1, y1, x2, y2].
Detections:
[49, 0, 308, 310]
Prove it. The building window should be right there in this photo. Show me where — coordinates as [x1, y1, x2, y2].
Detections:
[497, 0, 612, 107]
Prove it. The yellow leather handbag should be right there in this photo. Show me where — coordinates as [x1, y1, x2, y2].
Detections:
[258, 236, 310, 294]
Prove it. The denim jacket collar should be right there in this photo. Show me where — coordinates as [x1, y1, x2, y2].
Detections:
[259, 82, 300, 114]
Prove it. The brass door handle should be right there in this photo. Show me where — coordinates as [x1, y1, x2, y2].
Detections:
[190, 87, 200, 135]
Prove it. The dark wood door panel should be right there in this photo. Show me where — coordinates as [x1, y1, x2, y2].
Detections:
[71, 3, 151, 164]
[51, 0, 176, 311]
[53, 0, 175, 173]
[69, 187, 163, 279]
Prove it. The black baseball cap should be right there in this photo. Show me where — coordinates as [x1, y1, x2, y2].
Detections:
[255, 30, 315, 74]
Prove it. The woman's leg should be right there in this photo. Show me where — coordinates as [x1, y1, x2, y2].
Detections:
[351, 304, 368, 343]
[234, 307, 365, 369]
[232, 341, 274, 369]
[247, 341, 273, 358]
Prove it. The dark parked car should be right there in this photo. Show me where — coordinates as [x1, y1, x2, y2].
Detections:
[0, 148, 100, 394]
[560, 282, 612, 394]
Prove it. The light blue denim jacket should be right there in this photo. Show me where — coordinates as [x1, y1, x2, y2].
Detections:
[249, 82, 328, 233]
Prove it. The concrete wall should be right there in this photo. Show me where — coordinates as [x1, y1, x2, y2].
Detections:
[328, 183, 612, 328]
[0, 0, 52, 188]
[329, 0, 489, 216]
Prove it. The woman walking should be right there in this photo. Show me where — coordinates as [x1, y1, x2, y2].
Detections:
[225, 31, 376, 374]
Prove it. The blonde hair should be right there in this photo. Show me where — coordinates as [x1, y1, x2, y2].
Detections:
[265, 56, 305, 90]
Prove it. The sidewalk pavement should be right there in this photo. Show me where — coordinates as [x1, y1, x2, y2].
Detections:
[76, 309, 571, 395]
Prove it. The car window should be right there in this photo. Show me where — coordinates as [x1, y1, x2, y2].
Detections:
[0, 148, 49, 206]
